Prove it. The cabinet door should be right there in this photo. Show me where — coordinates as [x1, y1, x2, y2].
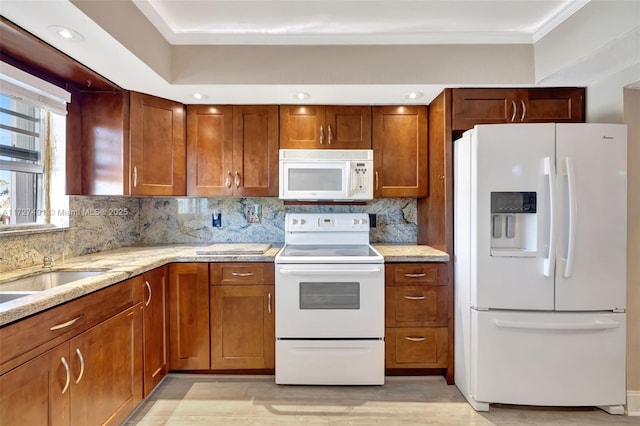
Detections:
[168, 263, 210, 370]
[232, 105, 279, 196]
[385, 327, 448, 368]
[142, 266, 168, 397]
[324, 106, 372, 149]
[279, 105, 324, 148]
[373, 106, 427, 197]
[211, 285, 275, 370]
[186, 105, 234, 196]
[451, 88, 517, 131]
[69, 305, 143, 426]
[0, 343, 70, 426]
[521, 88, 585, 123]
[129, 92, 186, 195]
[80, 92, 128, 195]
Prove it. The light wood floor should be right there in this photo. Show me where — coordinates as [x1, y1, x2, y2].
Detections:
[125, 374, 638, 425]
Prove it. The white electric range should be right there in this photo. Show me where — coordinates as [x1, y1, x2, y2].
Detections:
[274, 213, 385, 385]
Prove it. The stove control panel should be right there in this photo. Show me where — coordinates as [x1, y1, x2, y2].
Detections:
[285, 213, 370, 232]
[318, 217, 336, 227]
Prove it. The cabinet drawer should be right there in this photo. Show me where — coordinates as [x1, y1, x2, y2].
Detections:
[0, 276, 143, 372]
[385, 286, 447, 327]
[210, 263, 274, 285]
[385, 327, 448, 368]
[386, 263, 444, 286]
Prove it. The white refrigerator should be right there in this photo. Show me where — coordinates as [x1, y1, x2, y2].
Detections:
[454, 123, 627, 414]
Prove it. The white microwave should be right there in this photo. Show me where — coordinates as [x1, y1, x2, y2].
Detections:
[279, 149, 374, 201]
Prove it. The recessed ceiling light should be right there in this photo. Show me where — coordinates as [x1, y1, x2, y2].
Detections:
[294, 92, 310, 100]
[406, 91, 424, 100]
[192, 93, 208, 100]
[49, 25, 84, 41]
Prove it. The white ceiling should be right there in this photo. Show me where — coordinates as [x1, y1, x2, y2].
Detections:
[0, 0, 636, 105]
[132, 0, 582, 45]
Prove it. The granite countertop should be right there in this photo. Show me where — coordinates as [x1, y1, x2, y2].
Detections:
[0, 243, 448, 326]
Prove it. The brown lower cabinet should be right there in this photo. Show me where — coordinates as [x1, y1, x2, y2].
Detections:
[209, 263, 275, 370]
[384, 262, 452, 383]
[0, 279, 143, 426]
[142, 266, 168, 396]
[168, 263, 210, 370]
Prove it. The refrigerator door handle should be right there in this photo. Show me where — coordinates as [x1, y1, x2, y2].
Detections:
[543, 157, 556, 277]
[494, 318, 621, 331]
[564, 157, 577, 278]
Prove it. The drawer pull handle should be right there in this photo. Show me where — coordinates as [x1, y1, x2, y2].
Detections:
[75, 348, 85, 384]
[404, 273, 426, 278]
[404, 295, 426, 300]
[268, 292, 272, 314]
[50, 314, 84, 331]
[144, 280, 152, 306]
[231, 272, 254, 277]
[405, 336, 426, 342]
[61, 357, 70, 394]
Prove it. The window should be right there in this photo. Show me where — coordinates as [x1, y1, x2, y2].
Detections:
[0, 62, 69, 231]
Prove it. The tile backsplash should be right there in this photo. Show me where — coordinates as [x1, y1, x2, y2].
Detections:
[1, 195, 418, 272]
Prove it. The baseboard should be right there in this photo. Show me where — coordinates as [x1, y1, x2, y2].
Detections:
[627, 390, 640, 416]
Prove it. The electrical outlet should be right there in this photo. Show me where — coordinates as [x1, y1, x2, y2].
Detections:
[368, 213, 376, 228]
[246, 204, 262, 224]
[212, 210, 222, 227]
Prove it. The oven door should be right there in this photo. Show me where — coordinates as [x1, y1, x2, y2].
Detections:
[275, 263, 384, 338]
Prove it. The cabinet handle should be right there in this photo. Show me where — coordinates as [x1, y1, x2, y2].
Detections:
[61, 357, 70, 394]
[268, 292, 272, 314]
[74, 348, 85, 384]
[231, 271, 254, 277]
[144, 280, 152, 306]
[50, 313, 84, 331]
[133, 166, 138, 188]
[405, 336, 426, 342]
[520, 100, 526, 121]
[327, 125, 332, 144]
[510, 100, 517, 122]
[375, 171, 379, 190]
[234, 171, 240, 188]
[225, 171, 232, 188]
[404, 295, 426, 300]
[404, 273, 426, 278]
[319, 125, 324, 144]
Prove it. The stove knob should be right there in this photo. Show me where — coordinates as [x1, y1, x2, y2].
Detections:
[300, 219, 306, 224]
[291, 218, 299, 225]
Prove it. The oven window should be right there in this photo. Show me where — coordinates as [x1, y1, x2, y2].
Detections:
[299, 282, 360, 309]
[288, 169, 342, 191]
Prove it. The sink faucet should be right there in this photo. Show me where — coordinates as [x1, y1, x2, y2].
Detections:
[43, 256, 52, 268]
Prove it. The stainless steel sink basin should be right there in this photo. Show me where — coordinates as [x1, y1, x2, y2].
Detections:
[0, 292, 37, 304]
[0, 271, 105, 303]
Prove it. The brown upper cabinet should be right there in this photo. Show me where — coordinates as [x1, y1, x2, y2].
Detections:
[451, 88, 585, 131]
[129, 92, 186, 195]
[280, 105, 372, 149]
[187, 105, 279, 196]
[372, 106, 428, 198]
[80, 91, 186, 196]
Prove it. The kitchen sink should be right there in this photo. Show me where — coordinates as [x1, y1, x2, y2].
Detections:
[0, 270, 105, 296]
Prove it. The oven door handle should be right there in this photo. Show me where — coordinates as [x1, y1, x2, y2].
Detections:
[278, 268, 382, 275]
